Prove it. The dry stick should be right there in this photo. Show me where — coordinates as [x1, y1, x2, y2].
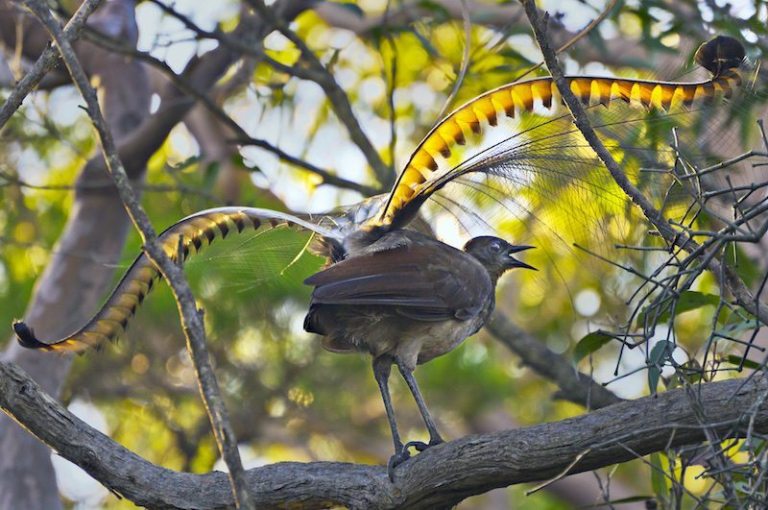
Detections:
[433, 0, 472, 123]
[0, 0, 102, 130]
[513, 0, 618, 82]
[20, 1, 255, 508]
[520, 1, 768, 327]
[107, 0, 382, 194]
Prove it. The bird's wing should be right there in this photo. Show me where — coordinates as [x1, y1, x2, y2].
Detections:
[369, 37, 744, 232]
[306, 242, 492, 321]
[14, 208, 339, 353]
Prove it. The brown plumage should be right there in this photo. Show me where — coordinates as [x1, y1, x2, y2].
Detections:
[303, 230, 534, 476]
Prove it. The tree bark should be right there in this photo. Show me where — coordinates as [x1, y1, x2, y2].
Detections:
[2, 359, 765, 510]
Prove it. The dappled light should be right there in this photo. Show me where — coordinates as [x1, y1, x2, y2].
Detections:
[1, 1, 768, 509]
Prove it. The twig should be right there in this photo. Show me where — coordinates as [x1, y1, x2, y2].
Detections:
[513, 0, 618, 82]
[79, 27, 378, 196]
[433, 0, 472, 122]
[21, 1, 254, 508]
[487, 312, 623, 410]
[234, 135, 380, 195]
[526, 448, 592, 495]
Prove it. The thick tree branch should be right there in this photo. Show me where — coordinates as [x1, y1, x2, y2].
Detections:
[1, 361, 766, 509]
[0, 2, 149, 508]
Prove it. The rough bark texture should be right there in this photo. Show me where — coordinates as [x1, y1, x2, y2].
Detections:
[1, 360, 765, 510]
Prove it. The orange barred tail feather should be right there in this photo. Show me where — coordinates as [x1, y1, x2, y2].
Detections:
[14, 207, 338, 353]
[15, 36, 746, 353]
[373, 36, 745, 232]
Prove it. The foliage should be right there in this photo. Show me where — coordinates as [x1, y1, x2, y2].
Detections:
[2, 0, 768, 508]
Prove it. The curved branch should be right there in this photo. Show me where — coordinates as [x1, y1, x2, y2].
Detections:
[248, 0, 394, 188]
[1, 360, 766, 510]
[314, 0, 676, 70]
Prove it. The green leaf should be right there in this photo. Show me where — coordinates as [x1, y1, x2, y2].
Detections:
[724, 244, 761, 287]
[648, 340, 674, 394]
[723, 355, 762, 371]
[573, 331, 614, 364]
[648, 366, 662, 395]
[716, 318, 759, 337]
[650, 453, 669, 504]
[649, 340, 674, 365]
[636, 291, 720, 327]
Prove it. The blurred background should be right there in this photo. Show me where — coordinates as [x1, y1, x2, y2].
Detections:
[1, 0, 767, 508]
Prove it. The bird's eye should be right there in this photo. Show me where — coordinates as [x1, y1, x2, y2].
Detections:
[490, 241, 502, 252]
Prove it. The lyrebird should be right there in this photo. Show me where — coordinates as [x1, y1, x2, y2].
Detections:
[13, 36, 745, 476]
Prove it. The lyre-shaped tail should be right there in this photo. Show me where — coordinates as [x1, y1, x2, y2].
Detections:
[14, 208, 336, 353]
[373, 36, 745, 231]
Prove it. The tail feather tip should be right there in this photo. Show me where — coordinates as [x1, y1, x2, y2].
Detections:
[13, 321, 48, 349]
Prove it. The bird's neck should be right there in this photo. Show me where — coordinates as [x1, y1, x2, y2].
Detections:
[484, 268, 506, 288]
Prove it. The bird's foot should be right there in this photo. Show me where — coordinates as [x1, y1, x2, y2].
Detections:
[388, 438, 444, 481]
[387, 448, 411, 482]
[404, 437, 444, 452]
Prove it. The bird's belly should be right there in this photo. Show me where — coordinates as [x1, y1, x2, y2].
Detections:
[313, 305, 484, 365]
[415, 317, 484, 365]
[315, 306, 402, 356]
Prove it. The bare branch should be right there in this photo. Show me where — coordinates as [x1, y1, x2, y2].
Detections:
[314, 0, 675, 70]
[248, 0, 394, 188]
[487, 312, 623, 410]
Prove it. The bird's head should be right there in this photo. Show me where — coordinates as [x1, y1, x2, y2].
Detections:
[463, 236, 535, 282]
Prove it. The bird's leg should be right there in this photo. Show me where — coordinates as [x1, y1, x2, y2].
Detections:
[372, 355, 409, 480]
[395, 358, 444, 452]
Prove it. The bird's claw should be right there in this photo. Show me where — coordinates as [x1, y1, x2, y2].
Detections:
[387, 448, 411, 482]
[404, 437, 443, 452]
[388, 438, 444, 481]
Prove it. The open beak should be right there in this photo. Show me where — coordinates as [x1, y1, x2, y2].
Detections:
[506, 245, 536, 271]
